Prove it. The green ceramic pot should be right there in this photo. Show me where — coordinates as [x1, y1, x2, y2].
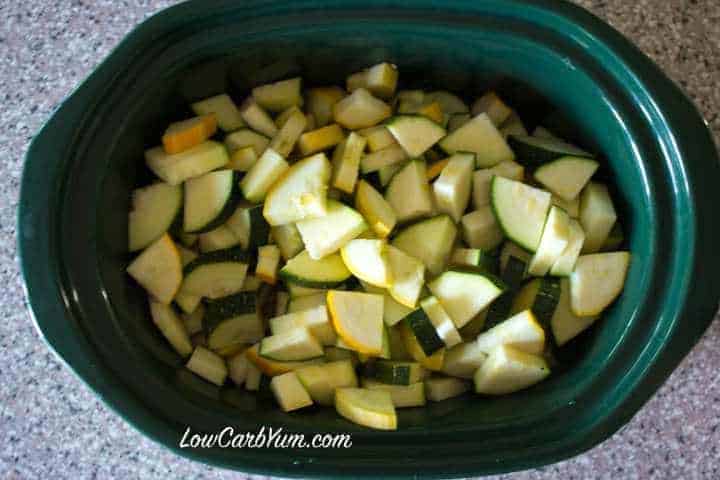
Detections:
[18, 0, 720, 477]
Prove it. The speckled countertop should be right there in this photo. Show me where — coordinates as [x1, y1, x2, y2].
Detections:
[2, 1, 719, 478]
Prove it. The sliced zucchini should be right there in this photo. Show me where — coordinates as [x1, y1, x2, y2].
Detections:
[198, 225, 239, 256]
[385, 115, 446, 157]
[145, 141, 229, 186]
[360, 280, 414, 327]
[551, 279, 599, 346]
[474, 344, 550, 395]
[225, 204, 270, 250]
[175, 290, 203, 315]
[269, 304, 336, 346]
[275, 105, 303, 128]
[484, 254, 528, 329]
[333, 88, 392, 130]
[490, 176, 552, 252]
[268, 107, 307, 157]
[270, 371, 314, 412]
[552, 194, 580, 218]
[579, 182, 617, 253]
[256, 245, 280, 285]
[461, 206, 505, 251]
[332, 132, 367, 194]
[378, 160, 406, 187]
[327, 290, 385, 355]
[296, 200, 368, 259]
[447, 113, 471, 132]
[357, 126, 397, 152]
[432, 152, 475, 222]
[472, 160, 525, 209]
[450, 248, 487, 268]
[180, 246, 251, 299]
[341, 239, 392, 288]
[149, 301, 193, 357]
[240, 148, 290, 203]
[534, 156, 599, 202]
[361, 378, 426, 408]
[402, 308, 445, 356]
[355, 180, 397, 238]
[398, 321, 445, 371]
[426, 158, 450, 181]
[228, 146, 258, 171]
[499, 113, 528, 138]
[260, 327, 324, 361]
[245, 343, 324, 376]
[191, 94, 245, 132]
[510, 277, 561, 336]
[271, 223, 304, 260]
[507, 134, 591, 166]
[335, 387, 397, 430]
[298, 124, 345, 156]
[239, 274, 263, 292]
[287, 282, 326, 299]
[471, 91, 512, 126]
[244, 361, 262, 390]
[126, 234, 183, 304]
[184, 170, 240, 233]
[360, 145, 408, 174]
[224, 128, 270, 156]
[306, 86, 346, 127]
[227, 350, 250, 386]
[181, 303, 204, 335]
[275, 290, 290, 317]
[263, 152, 331, 225]
[570, 252, 630, 316]
[346, 62, 398, 99]
[424, 376, 470, 401]
[203, 292, 263, 350]
[239, 97, 278, 137]
[499, 242, 532, 274]
[428, 270, 505, 329]
[128, 182, 182, 251]
[280, 250, 351, 288]
[439, 113, 514, 167]
[527, 206, 571, 276]
[425, 91, 469, 114]
[296, 360, 358, 406]
[252, 77, 302, 112]
[442, 341, 486, 379]
[392, 215, 457, 275]
[385, 245, 425, 309]
[162, 114, 218, 155]
[287, 292, 326, 313]
[385, 160, 434, 223]
[420, 296, 462, 348]
[371, 360, 425, 385]
[550, 219, 585, 276]
[475, 309, 546, 356]
[186, 346, 228, 386]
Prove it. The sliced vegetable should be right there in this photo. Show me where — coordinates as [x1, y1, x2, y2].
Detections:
[256, 245, 280, 284]
[306, 86, 346, 127]
[128, 182, 182, 252]
[569, 252, 630, 316]
[298, 124, 345, 156]
[269, 304, 336, 346]
[475, 309, 545, 355]
[186, 346, 228, 386]
[490, 176, 552, 252]
[484, 254, 529, 329]
[402, 308, 445, 356]
[601, 222, 624, 252]
[271, 223, 304, 260]
[145, 140, 229, 186]
[191, 94, 244, 132]
[228, 146, 258, 171]
[426, 157, 450, 181]
[371, 360, 425, 385]
[270, 371, 314, 412]
[296, 200, 367, 259]
[333, 88, 392, 130]
[472, 160, 525, 209]
[442, 341, 486, 379]
[162, 114, 217, 155]
[507, 134, 591, 166]
[287, 292, 327, 314]
[296, 360, 358, 405]
[203, 292, 263, 350]
[579, 182, 617, 253]
[385, 160, 434, 223]
[361, 379, 426, 408]
[385, 245, 425, 309]
[224, 128, 270, 156]
[386, 115, 446, 157]
[335, 387, 397, 430]
[499, 113, 528, 138]
[527, 206, 570, 276]
[550, 219, 585, 276]
[399, 322, 445, 371]
[239, 148, 289, 203]
[332, 132, 367, 194]
[263, 152, 331, 225]
[328, 290, 385, 355]
[474, 344, 550, 395]
[252, 77, 302, 112]
[268, 107, 306, 157]
[228, 350, 250, 386]
[420, 296, 462, 348]
[360, 144, 408, 174]
[150, 301, 193, 357]
[428, 270, 505, 329]
[245, 343, 324, 376]
[239, 97, 278, 137]
[355, 180, 397, 238]
[439, 113, 514, 167]
[280, 250, 351, 288]
[341, 239, 392, 287]
[471, 91, 512, 126]
[126, 234, 183, 304]
[180, 246, 250, 299]
[225, 204, 270, 250]
[184, 170, 240, 233]
[244, 361, 262, 390]
[461, 206, 505, 251]
[392, 215, 457, 275]
[432, 152, 475, 222]
[424, 376, 470, 401]
[499, 242, 532, 274]
[357, 125, 397, 152]
[534, 156, 599, 201]
[425, 90, 468, 114]
[552, 194, 580, 218]
[260, 327, 324, 361]
[181, 303, 204, 335]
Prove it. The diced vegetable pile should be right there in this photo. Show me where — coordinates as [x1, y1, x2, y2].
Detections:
[127, 62, 631, 430]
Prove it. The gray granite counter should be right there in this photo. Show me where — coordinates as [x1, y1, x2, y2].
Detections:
[1, 1, 718, 478]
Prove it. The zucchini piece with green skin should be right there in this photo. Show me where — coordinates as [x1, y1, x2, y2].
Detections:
[420, 296, 463, 348]
[483, 255, 529, 330]
[341, 239, 392, 288]
[252, 77, 302, 112]
[499, 242, 532, 274]
[279, 250, 352, 288]
[569, 252, 630, 316]
[551, 278, 599, 346]
[183, 170, 241, 233]
[224, 128, 270, 156]
[332, 132, 367, 194]
[424, 376, 470, 401]
[402, 308, 446, 356]
[472, 160, 525, 209]
[385, 115, 446, 157]
[533, 156, 599, 201]
[360, 145, 408, 174]
[269, 304, 337, 345]
[449, 248, 497, 272]
[180, 246, 252, 299]
[191, 94, 245, 132]
[333, 88, 392, 130]
[550, 219, 585, 276]
[471, 92, 512, 126]
[579, 182, 617, 253]
[186, 346, 228, 386]
[128, 182, 183, 252]
[391, 215, 457, 276]
[198, 225, 240, 253]
[385, 160, 434, 223]
[260, 327, 324, 361]
[203, 292, 263, 351]
[296, 360, 358, 406]
[240, 148, 289, 204]
[510, 278, 562, 334]
[474, 344, 550, 395]
[263, 152, 331, 226]
[461, 206, 505, 251]
[355, 180, 397, 238]
[150, 301, 193, 357]
[490, 176, 552, 252]
[527, 206, 571, 276]
[432, 152, 475, 222]
[507, 134, 591, 166]
[286, 282, 326, 299]
[270, 371, 314, 412]
[439, 113, 514, 167]
[145, 140, 229, 186]
[335, 387, 397, 430]
[370, 361, 425, 385]
[378, 161, 406, 187]
[475, 309, 546, 356]
[287, 292, 326, 313]
[359, 280, 414, 327]
[385, 245, 425, 309]
[427, 270, 505, 329]
[271, 223, 304, 261]
[296, 200, 368, 259]
[361, 378, 426, 408]
[239, 97, 278, 137]
[225, 204, 270, 251]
